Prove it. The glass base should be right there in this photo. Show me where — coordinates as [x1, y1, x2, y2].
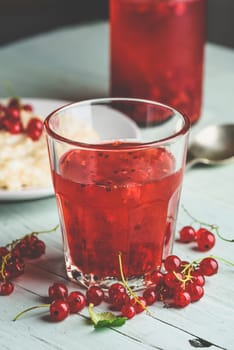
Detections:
[65, 261, 151, 292]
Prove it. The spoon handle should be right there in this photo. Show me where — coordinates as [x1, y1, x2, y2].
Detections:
[185, 158, 200, 169]
[185, 151, 202, 169]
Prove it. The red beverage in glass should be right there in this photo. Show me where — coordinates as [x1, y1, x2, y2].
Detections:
[45, 98, 189, 290]
[110, 0, 207, 124]
[53, 144, 183, 285]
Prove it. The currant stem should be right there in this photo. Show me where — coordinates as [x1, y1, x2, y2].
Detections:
[118, 252, 151, 315]
[13, 304, 49, 321]
[212, 227, 234, 243]
[173, 270, 193, 286]
[0, 253, 11, 282]
[29, 224, 60, 237]
[210, 255, 234, 266]
[181, 205, 234, 242]
[2, 80, 17, 98]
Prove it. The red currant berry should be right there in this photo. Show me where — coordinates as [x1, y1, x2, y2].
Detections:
[187, 284, 204, 302]
[164, 255, 181, 272]
[4, 255, 25, 278]
[67, 291, 86, 313]
[130, 296, 147, 314]
[27, 239, 46, 259]
[174, 291, 191, 308]
[143, 287, 157, 305]
[121, 304, 136, 319]
[179, 226, 196, 243]
[26, 118, 43, 141]
[196, 227, 208, 238]
[0, 281, 14, 295]
[23, 104, 33, 112]
[164, 271, 183, 288]
[190, 271, 205, 286]
[196, 229, 216, 251]
[48, 282, 68, 301]
[108, 283, 126, 302]
[199, 257, 218, 276]
[49, 299, 70, 322]
[4, 119, 23, 134]
[35, 239, 46, 256]
[150, 270, 164, 285]
[86, 286, 104, 306]
[8, 98, 20, 109]
[14, 240, 28, 257]
[110, 292, 130, 311]
[7, 107, 20, 120]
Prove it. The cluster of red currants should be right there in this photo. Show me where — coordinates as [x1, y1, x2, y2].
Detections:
[0, 97, 43, 140]
[179, 225, 216, 251]
[47, 283, 86, 321]
[105, 254, 218, 318]
[0, 234, 46, 296]
[144, 254, 218, 309]
[22, 253, 218, 323]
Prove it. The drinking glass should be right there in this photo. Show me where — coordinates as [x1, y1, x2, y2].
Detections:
[110, 0, 207, 124]
[44, 98, 190, 290]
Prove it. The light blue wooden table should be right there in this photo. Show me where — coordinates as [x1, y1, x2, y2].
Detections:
[0, 22, 234, 350]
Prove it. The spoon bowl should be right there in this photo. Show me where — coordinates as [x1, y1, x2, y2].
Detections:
[186, 124, 234, 168]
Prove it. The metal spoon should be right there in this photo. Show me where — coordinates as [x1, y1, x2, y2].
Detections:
[186, 124, 234, 168]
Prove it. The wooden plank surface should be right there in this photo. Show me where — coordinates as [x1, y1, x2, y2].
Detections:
[0, 22, 234, 350]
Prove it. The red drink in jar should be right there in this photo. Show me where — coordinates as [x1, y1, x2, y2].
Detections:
[110, 0, 207, 124]
[53, 144, 182, 285]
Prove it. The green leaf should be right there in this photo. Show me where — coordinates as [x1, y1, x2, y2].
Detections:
[88, 303, 127, 329]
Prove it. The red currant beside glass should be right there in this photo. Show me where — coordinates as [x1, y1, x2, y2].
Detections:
[48, 282, 68, 301]
[67, 291, 86, 313]
[196, 229, 216, 252]
[49, 299, 70, 322]
[174, 291, 191, 308]
[130, 296, 147, 314]
[199, 257, 218, 276]
[179, 226, 196, 243]
[164, 255, 181, 272]
[143, 288, 157, 305]
[121, 304, 136, 319]
[0, 281, 14, 296]
[86, 286, 104, 306]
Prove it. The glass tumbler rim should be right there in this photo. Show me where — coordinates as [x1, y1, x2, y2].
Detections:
[44, 97, 190, 150]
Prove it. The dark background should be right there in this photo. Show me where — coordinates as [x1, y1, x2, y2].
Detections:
[0, 0, 233, 48]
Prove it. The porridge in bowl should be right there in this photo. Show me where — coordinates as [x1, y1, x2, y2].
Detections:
[0, 98, 100, 191]
[0, 98, 51, 190]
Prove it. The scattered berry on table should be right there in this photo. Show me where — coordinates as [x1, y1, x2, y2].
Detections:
[196, 229, 216, 252]
[67, 291, 86, 313]
[179, 226, 197, 243]
[199, 257, 219, 276]
[49, 299, 70, 322]
[121, 304, 136, 319]
[48, 282, 68, 302]
[86, 286, 104, 306]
